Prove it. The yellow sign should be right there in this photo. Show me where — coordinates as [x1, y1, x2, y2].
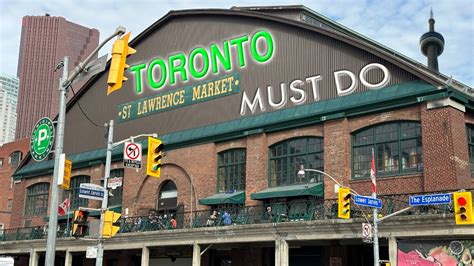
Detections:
[62, 159, 72, 190]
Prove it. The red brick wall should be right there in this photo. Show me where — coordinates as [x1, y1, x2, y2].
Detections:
[0, 138, 29, 229]
[421, 104, 472, 191]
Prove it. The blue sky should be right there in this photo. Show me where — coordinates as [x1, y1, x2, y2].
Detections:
[0, 0, 473, 86]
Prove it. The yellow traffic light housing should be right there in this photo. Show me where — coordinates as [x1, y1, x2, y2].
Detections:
[107, 32, 136, 95]
[147, 137, 163, 179]
[453, 191, 473, 225]
[103, 210, 121, 238]
[338, 187, 351, 219]
[72, 210, 89, 238]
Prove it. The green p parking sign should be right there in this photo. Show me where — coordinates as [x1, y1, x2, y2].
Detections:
[30, 117, 55, 161]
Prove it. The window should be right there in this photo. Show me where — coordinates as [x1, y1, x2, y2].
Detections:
[467, 125, 474, 178]
[352, 122, 423, 179]
[269, 137, 324, 187]
[6, 199, 12, 211]
[105, 169, 124, 207]
[9, 151, 22, 167]
[25, 183, 49, 216]
[70, 175, 90, 209]
[217, 149, 246, 193]
[0, 158, 3, 167]
[157, 180, 178, 214]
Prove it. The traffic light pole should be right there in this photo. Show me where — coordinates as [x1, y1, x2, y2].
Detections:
[45, 56, 69, 266]
[45, 27, 126, 266]
[372, 191, 379, 266]
[95, 120, 157, 266]
[96, 120, 114, 266]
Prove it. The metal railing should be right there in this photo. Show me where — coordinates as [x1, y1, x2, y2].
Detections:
[1, 190, 465, 242]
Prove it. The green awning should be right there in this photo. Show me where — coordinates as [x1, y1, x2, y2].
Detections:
[250, 183, 324, 200]
[198, 191, 245, 205]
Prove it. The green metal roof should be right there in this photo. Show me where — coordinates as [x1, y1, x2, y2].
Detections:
[250, 183, 324, 200]
[198, 191, 245, 205]
[16, 80, 459, 180]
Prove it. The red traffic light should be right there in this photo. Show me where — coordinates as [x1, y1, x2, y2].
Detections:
[457, 197, 467, 206]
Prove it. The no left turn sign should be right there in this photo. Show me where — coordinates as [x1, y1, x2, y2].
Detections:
[123, 142, 142, 168]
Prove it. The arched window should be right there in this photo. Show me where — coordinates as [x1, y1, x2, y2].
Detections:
[269, 137, 324, 187]
[70, 175, 90, 209]
[217, 149, 246, 193]
[157, 180, 178, 212]
[467, 124, 474, 178]
[352, 121, 423, 179]
[25, 183, 49, 216]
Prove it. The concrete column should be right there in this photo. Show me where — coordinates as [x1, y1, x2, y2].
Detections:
[65, 249, 73, 266]
[29, 249, 39, 266]
[141, 246, 150, 266]
[388, 236, 397, 266]
[275, 238, 289, 266]
[192, 242, 201, 266]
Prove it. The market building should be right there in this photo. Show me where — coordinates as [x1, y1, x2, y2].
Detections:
[1, 5, 474, 266]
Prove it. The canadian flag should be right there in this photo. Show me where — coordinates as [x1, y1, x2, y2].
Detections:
[58, 198, 70, 216]
[370, 148, 377, 193]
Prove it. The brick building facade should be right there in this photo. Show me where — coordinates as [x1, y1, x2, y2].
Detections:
[0, 138, 29, 230]
[2, 6, 473, 266]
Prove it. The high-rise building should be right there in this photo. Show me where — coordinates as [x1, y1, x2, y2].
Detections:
[0, 74, 19, 146]
[15, 15, 99, 139]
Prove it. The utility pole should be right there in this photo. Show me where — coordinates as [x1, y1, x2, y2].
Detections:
[45, 56, 68, 266]
[44, 27, 126, 266]
[96, 120, 114, 266]
[372, 191, 379, 266]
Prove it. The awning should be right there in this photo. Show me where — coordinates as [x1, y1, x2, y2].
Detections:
[198, 191, 245, 205]
[250, 183, 324, 200]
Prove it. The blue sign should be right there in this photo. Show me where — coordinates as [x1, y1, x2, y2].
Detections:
[409, 193, 451, 206]
[354, 195, 382, 208]
[79, 183, 105, 201]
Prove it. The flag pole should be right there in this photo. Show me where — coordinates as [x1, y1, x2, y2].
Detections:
[371, 148, 379, 266]
[66, 191, 71, 237]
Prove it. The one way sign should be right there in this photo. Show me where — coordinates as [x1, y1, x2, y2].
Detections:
[123, 142, 142, 168]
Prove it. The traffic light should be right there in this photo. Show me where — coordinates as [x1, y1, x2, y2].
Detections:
[107, 32, 136, 95]
[147, 137, 163, 179]
[453, 191, 473, 225]
[102, 210, 121, 238]
[72, 210, 89, 238]
[338, 187, 351, 219]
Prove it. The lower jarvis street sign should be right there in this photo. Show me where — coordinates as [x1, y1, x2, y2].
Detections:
[409, 193, 451, 206]
[30, 117, 55, 161]
[354, 195, 382, 208]
[79, 183, 105, 201]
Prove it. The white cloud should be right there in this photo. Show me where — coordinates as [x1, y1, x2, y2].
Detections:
[1, 0, 472, 86]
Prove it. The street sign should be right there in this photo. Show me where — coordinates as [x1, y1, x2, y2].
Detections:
[107, 177, 123, 189]
[409, 193, 451, 206]
[123, 142, 142, 168]
[86, 246, 98, 259]
[57, 154, 72, 190]
[30, 117, 55, 161]
[354, 195, 382, 208]
[73, 55, 107, 85]
[362, 223, 372, 243]
[79, 183, 105, 201]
